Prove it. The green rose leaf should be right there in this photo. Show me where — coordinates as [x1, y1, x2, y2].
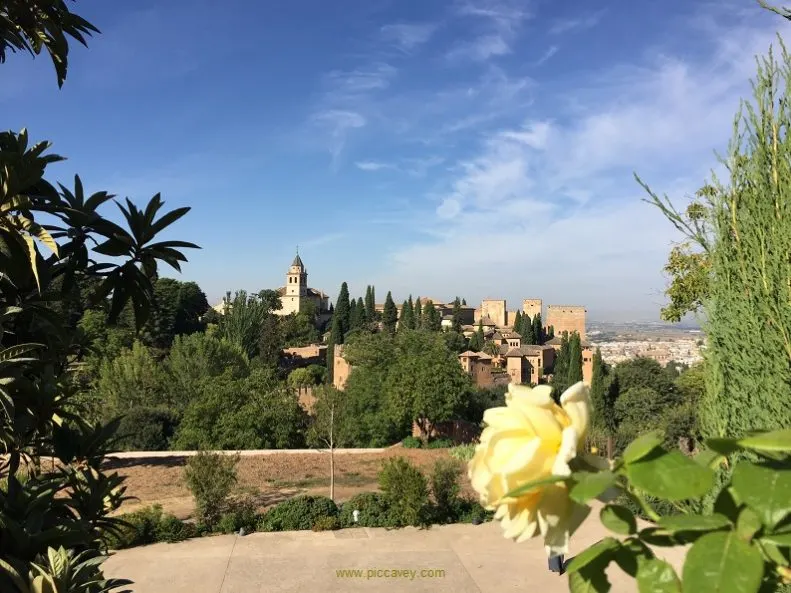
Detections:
[567, 537, 620, 573]
[735, 507, 763, 543]
[570, 471, 618, 503]
[569, 569, 612, 593]
[658, 513, 731, 533]
[623, 431, 665, 464]
[731, 462, 791, 529]
[614, 538, 654, 577]
[504, 474, 570, 499]
[626, 450, 715, 501]
[601, 504, 637, 535]
[637, 558, 682, 593]
[694, 448, 726, 469]
[705, 438, 742, 456]
[682, 531, 764, 593]
[738, 429, 791, 452]
[757, 539, 790, 567]
[760, 533, 791, 547]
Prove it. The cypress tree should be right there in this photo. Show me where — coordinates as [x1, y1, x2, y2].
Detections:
[532, 313, 543, 344]
[567, 331, 583, 384]
[414, 297, 423, 328]
[551, 332, 570, 399]
[423, 300, 441, 331]
[406, 295, 416, 329]
[399, 300, 413, 331]
[589, 348, 617, 457]
[451, 297, 463, 333]
[513, 311, 522, 335]
[326, 341, 335, 384]
[329, 309, 344, 346]
[348, 298, 359, 330]
[461, 298, 467, 306]
[365, 285, 376, 321]
[334, 282, 351, 337]
[469, 320, 484, 351]
[382, 291, 398, 334]
[547, 325, 555, 340]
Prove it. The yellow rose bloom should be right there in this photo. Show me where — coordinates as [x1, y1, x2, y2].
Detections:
[468, 381, 593, 556]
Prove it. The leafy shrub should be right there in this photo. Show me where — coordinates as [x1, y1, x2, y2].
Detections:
[116, 406, 179, 451]
[156, 514, 196, 543]
[378, 457, 429, 527]
[259, 495, 338, 532]
[427, 438, 454, 449]
[449, 443, 476, 461]
[452, 499, 494, 524]
[338, 492, 393, 528]
[104, 505, 194, 549]
[401, 436, 422, 448]
[183, 451, 239, 528]
[312, 515, 340, 531]
[430, 458, 462, 523]
[215, 497, 258, 534]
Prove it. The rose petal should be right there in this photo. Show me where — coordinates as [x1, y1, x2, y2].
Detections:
[560, 382, 591, 445]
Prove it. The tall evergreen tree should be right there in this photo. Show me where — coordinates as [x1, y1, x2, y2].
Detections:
[461, 298, 467, 306]
[349, 297, 365, 331]
[589, 348, 617, 458]
[547, 325, 555, 340]
[551, 332, 570, 399]
[642, 42, 791, 440]
[567, 331, 583, 384]
[513, 311, 522, 335]
[422, 300, 442, 331]
[399, 300, 412, 331]
[532, 313, 543, 344]
[405, 295, 416, 329]
[469, 321, 485, 352]
[521, 314, 535, 344]
[382, 291, 398, 334]
[330, 309, 344, 345]
[334, 282, 351, 337]
[451, 297, 463, 333]
[414, 297, 423, 328]
[365, 285, 376, 321]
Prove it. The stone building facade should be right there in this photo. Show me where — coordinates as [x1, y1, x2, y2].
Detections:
[505, 345, 555, 385]
[546, 305, 587, 341]
[458, 351, 494, 388]
[522, 298, 542, 319]
[477, 299, 507, 328]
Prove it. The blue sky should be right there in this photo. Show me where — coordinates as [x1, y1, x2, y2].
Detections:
[2, 0, 788, 321]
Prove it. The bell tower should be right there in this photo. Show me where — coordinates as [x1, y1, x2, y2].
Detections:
[286, 250, 307, 299]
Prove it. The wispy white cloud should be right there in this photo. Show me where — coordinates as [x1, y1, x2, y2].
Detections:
[448, 0, 532, 61]
[355, 160, 396, 171]
[549, 10, 605, 36]
[380, 23, 437, 52]
[311, 110, 367, 167]
[323, 63, 397, 96]
[534, 45, 559, 66]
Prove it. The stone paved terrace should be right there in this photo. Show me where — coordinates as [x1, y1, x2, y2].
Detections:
[104, 508, 686, 592]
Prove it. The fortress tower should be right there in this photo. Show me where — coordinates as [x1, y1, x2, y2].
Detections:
[522, 299, 542, 319]
[546, 305, 587, 341]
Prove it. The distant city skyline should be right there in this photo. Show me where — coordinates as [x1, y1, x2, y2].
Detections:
[3, 0, 787, 322]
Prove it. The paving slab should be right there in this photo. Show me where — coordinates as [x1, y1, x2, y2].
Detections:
[104, 516, 687, 593]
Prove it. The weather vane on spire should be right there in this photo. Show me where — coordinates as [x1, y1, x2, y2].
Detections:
[296, 244, 299, 256]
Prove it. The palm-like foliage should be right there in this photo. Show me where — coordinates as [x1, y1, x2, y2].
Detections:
[1, 6, 198, 588]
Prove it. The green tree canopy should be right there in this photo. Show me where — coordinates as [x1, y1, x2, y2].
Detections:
[382, 291, 398, 334]
[567, 331, 583, 384]
[174, 368, 309, 450]
[385, 330, 472, 440]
